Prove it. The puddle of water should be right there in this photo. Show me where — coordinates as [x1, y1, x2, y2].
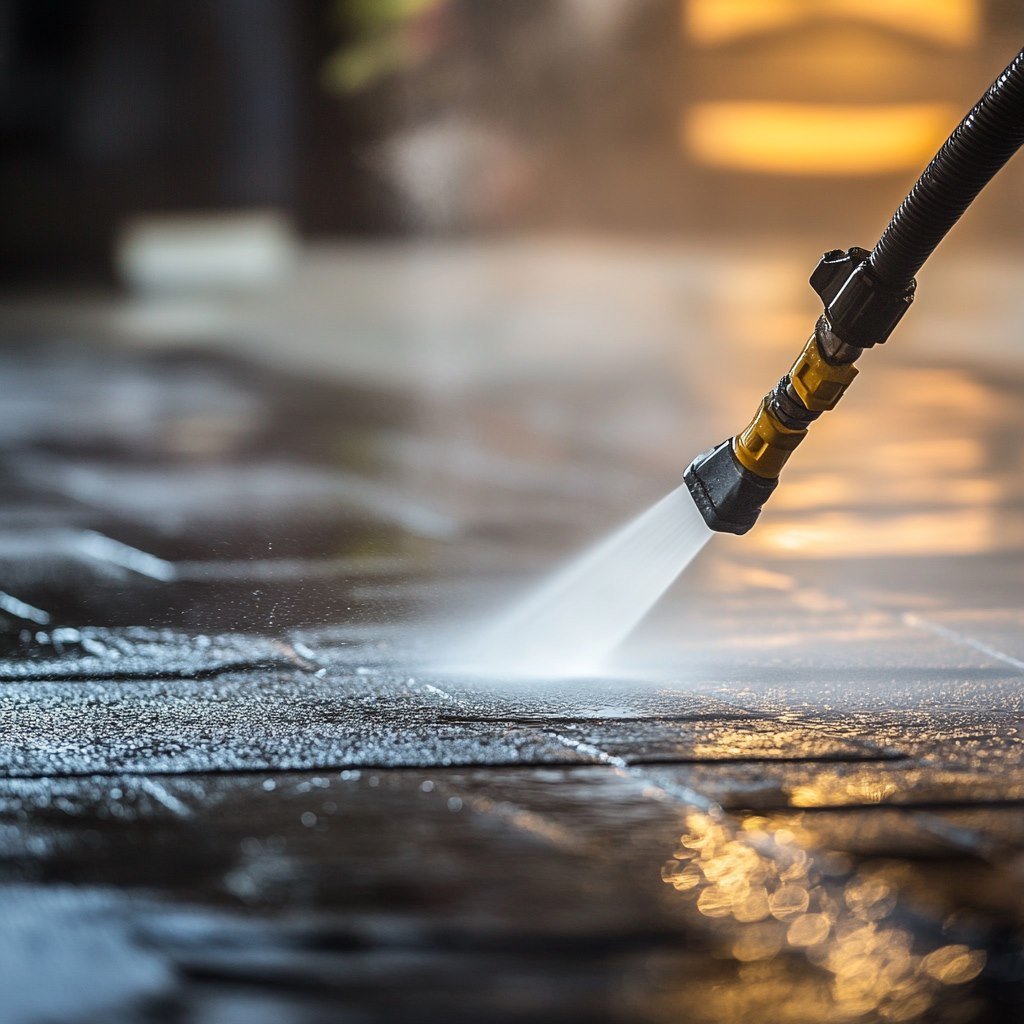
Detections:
[447, 485, 712, 678]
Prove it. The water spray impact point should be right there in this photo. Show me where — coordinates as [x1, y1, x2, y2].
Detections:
[685, 46, 1024, 535]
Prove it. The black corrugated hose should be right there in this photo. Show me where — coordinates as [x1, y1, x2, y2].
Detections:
[869, 45, 1024, 292]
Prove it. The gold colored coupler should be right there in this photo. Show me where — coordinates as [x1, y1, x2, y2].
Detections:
[732, 399, 806, 479]
[732, 334, 858, 480]
[789, 333, 858, 412]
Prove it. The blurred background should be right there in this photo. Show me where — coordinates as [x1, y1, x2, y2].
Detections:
[4, 0, 1024, 276]
[3, 1, 1024, 575]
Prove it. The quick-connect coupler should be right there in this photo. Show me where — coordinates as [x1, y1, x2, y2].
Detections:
[684, 248, 915, 535]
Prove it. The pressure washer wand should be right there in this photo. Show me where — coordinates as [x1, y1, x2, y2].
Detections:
[684, 46, 1024, 535]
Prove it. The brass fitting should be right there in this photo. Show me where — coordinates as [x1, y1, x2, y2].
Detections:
[788, 333, 858, 412]
[733, 398, 807, 479]
[685, 245, 910, 535]
[732, 334, 859, 480]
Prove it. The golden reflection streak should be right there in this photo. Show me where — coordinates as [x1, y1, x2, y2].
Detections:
[684, 0, 979, 48]
[683, 103, 958, 176]
[661, 811, 986, 1022]
[773, 474, 1001, 513]
[755, 509, 1002, 558]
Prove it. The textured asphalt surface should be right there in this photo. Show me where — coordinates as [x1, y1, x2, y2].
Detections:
[3, 244, 1024, 1023]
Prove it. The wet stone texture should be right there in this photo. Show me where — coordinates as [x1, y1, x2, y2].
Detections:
[3, 252, 1024, 1024]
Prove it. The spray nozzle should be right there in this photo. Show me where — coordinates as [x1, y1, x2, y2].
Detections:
[683, 440, 777, 536]
[683, 252, 877, 536]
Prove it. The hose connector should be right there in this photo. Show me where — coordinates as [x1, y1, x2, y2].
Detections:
[685, 331, 858, 533]
[810, 247, 916, 350]
[679, 262, 872, 536]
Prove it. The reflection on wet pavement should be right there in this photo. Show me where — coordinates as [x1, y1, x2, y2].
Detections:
[661, 811, 986, 1023]
[1, 243, 1024, 1021]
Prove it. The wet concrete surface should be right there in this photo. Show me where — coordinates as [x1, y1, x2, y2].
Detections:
[2, 242, 1024, 1022]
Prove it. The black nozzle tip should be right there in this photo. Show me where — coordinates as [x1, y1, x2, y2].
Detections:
[684, 440, 777, 535]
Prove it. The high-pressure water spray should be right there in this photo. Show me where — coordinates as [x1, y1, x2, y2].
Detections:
[685, 46, 1024, 536]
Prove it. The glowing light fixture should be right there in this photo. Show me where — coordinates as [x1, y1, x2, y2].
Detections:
[685, 0, 979, 48]
[683, 102, 957, 175]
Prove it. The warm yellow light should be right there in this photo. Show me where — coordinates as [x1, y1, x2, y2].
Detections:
[685, 0, 979, 47]
[755, 508, 1000, 558]
[683, 102, 957, 175]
